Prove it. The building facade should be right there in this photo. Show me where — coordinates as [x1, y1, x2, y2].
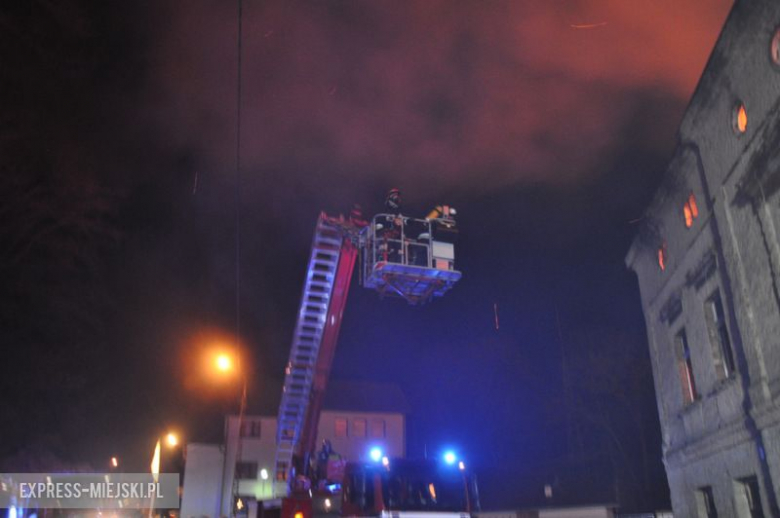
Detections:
[626, 1, 780, 516]
[181, 382, 408, 518]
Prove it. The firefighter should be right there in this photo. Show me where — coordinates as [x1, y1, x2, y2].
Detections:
[425, 204, 458, 247]
[425, 204, 457, 222]
[317, 439, 341, 482]
[385, 187, 402, 213]
[379, 189, 404, 263]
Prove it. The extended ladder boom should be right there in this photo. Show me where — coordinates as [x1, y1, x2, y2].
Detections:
[273, 213, 363, 492]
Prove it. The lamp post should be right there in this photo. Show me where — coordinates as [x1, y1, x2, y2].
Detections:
[234, 368, 247, 518]
[210, 348, 248, 517]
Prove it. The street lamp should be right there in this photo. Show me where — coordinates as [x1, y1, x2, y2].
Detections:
[166, 432, 179, 448]
[206, 348, 247, 436]
[205, 347, 248, 517]
[215, 353, 234, 373]
[151, 431, 180, 478]
[233, 370, 247, 518]
[208, 349, 248, 429]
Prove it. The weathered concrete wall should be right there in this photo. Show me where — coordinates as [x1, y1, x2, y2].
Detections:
[626, 1, 780, 514]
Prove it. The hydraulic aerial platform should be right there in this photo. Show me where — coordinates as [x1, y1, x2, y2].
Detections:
[361, 211, 461, 304]
[268, 206, 463, 515]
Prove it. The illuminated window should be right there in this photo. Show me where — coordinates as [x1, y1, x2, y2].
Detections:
[335, 417, 348, 438]
[704, 290, 736, 381]
[369, 419, 385, 438]
[352, 418, 367, 438]
[675, 330, 699, 405]
[658, 243, 668, 271]
[733, 102, 748, 134]
[684, 193, 699, 228]
[771, 28, 780, 66]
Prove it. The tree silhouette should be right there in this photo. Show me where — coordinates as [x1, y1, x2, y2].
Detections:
[542, 325, 667, 510]
[0, 1, 121, 462]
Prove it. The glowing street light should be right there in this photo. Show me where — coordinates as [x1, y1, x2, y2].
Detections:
[110, 457, 119, 468]
[151, 431, 181, 482]
[215, 353, 233, 373]
[165, 432, 179, 448]
[202, 344, 248, 517]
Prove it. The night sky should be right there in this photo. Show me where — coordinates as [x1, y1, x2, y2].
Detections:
[1, 0, 733, 509]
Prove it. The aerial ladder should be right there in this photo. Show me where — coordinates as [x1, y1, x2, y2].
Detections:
[272, 213, 363, 488]
[269, 205, 466, 517]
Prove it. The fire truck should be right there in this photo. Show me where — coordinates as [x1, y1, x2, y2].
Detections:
[260, 206, 478, 518]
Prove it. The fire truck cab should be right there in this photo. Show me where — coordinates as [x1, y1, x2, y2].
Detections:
[341, 458, 478, 517]
[278, 458, 479, 518]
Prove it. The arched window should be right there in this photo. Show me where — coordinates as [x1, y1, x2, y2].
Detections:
[733, 102, 748, 134]
[684, 193, 699, 228]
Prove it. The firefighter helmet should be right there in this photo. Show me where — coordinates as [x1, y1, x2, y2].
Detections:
[385, 188, 402, 211]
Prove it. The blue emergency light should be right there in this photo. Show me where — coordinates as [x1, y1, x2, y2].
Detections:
[443, 451, 457, 465]
[369, 447, 383, 462]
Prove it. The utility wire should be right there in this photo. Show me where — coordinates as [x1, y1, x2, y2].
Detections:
[232, 0, 244, 516]
[235, 0, 243, 355]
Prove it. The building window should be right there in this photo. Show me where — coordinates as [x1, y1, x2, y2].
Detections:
[658, 243, 668, 271]
[240, 419, 262, 438]
[369, 419, 386, 438]
[335, 417, 348, 438]
[684, 193, 699, 228]
[733, 102, 748, 135]
[735, 476, 765, 518]
[771, 28, 780, 66]
[675, 330, 699, 404]
[704, 290, 736, 381]
[352, 418, 367, 438]
[235, 462, 258, 480]
[696, 486, 718, 518]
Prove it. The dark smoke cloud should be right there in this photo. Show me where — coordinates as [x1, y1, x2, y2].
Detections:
[137, 0, 732, 198]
